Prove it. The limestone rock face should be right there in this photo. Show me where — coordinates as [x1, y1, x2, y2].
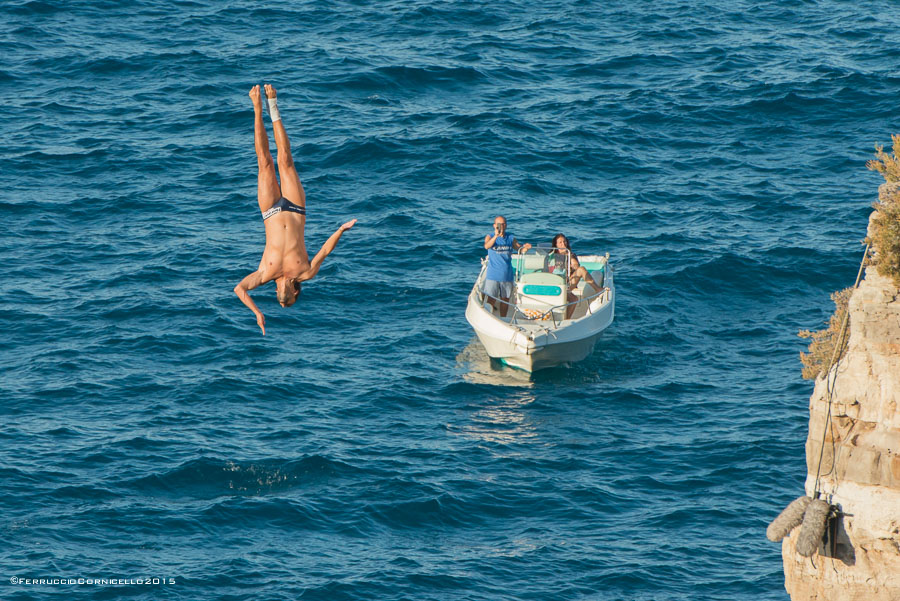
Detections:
[782, 217, 900, 600]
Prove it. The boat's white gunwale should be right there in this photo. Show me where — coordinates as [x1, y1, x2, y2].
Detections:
[468, 263, 613, 338]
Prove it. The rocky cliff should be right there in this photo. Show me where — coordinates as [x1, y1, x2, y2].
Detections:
[781, 205, 900, 600]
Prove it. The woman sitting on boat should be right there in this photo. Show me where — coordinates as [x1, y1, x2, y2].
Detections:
[546, 234, 605, 318]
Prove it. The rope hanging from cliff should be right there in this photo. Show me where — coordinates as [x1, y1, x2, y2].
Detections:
[767, 244, 872, 555]
[812, 243, 870, 498]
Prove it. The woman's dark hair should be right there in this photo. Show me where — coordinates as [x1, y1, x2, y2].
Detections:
[549, 234, 579, 273]
[551, 233, 571, 249]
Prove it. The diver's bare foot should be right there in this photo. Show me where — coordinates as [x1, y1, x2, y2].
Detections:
[264, 84, 277, 99]
[249, 85, 262, 109]
[340, 219, 357, 231]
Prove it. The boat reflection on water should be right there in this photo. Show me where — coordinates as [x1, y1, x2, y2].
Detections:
[459, 393, 539, 446]
[454, 340, 540, 447]
[455, 339, 534, 387]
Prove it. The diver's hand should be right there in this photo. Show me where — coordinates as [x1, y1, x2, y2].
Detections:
[340, 219, 357, 231]
[256, 312, 266, 336]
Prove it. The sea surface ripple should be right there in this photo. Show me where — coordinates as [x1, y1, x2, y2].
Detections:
[2, 1, 899, 600]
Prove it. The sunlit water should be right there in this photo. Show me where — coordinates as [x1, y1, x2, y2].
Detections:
[3, 1, 898, 599]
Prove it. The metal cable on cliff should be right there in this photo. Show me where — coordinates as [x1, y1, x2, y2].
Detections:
[767, 243, 870, 556]
[812, 243, 870, 498]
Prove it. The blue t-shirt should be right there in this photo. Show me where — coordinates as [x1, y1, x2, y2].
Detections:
[486, 233, 515, 282]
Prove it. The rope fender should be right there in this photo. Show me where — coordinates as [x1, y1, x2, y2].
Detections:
[765, 496, 834, 558]
[766, 496, 811, 542]
[796, 499, 833, 557]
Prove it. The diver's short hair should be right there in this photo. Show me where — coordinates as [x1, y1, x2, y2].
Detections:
[277, 280, 301, 307]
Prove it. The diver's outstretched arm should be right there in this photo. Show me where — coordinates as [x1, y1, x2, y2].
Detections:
[234, 270, 267, 335]
[300, 219, 357, 281]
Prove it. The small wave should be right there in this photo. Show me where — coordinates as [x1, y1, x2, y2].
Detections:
[323, 137, 412, 165]
[571, 53, 687, 77]
[371, 212, 418, 228]
[83, 56, 146, 75]
[365, 492, 476, 529]
[656, 252, 767, 296]
[347, 194, 419, 212]
[48, 484, 119, 502]
[402, 4, 508, 27]
[5, 0, 62, 15]
[200, 496, 330, 531]
[127, 455, 356, 498]
[376, 64, 487, 86]
[18, 147, 110, 162]
[0, 467, 42, 485]
[316, 64, 487, 93]
[740, 91, 834, 115]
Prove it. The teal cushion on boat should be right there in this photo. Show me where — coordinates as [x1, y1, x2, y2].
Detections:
[580, 262, 606, 271]
[522, 284, 562, 296]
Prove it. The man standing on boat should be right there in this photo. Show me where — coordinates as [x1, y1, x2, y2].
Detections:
[483, 216, 531, 317]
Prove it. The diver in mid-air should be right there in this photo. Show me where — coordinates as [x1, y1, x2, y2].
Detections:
[234, 84, 357, 335]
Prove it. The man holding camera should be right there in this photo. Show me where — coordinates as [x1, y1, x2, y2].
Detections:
[483, 216, 531, 317]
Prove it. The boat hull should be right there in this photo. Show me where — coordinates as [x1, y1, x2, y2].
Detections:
[493, 331, 604, 371]
[465, 270, 615, 372]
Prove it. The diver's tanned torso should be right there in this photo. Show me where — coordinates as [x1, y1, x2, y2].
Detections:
[260, 211, 310, 280]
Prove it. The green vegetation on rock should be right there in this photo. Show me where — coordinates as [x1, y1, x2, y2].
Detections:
[799, 287, 852, 380]
[866, 134, 900, 286]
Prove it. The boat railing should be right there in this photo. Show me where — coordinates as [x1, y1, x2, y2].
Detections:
[479, 284, 612, 329]
[530, 286, 612, 328]
[513, 246, 569, 282]
[478, 291, 520, 313]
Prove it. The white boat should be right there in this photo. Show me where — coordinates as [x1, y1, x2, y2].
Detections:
[465, 248, 615, 372]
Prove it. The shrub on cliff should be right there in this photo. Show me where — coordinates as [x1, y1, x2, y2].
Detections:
[866, 134, 900, 286]
[799, 287, 853, 380]
[866, 134, 900, 182]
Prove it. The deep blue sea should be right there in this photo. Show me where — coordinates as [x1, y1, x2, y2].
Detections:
[2, 1, 899, 599]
